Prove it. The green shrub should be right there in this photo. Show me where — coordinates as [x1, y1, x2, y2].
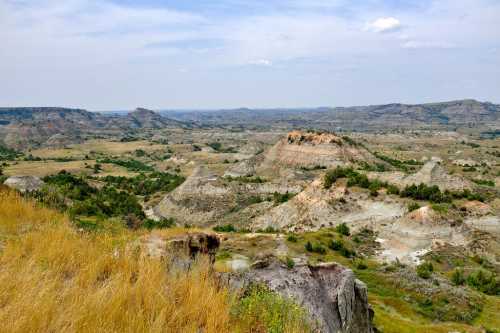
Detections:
[355, 260, 368, 270]
[102, 171, 185, 196]
[472, 179, 495, 187]
[256, 226, 278, 234]
[231, 285, 313, 333]
[451, 268, 465, 286]
[286, 234, 298, 242]
[213, 224, 237, 232]
[142, 218, 175, 230]
[97, 158, 154, 172]
[416, 262, 434, 279]
[312, 243, 326, 254]
[328, 239, 344, 251]
[324, 167, 356, 189]
[0, 144, 22, 161]
[285, 257, 295, 269]
[386, 184, 400, 195]
[225, 175, 266, 184]
[305, 241, 326, 254]
[467, 270, 500, 295]
[407, 202, 421, 212]
[339, 247, 355, 258]
[272, 191, 295, 204]
[335, 223, 350, 236]
[431, 203, 449, 214]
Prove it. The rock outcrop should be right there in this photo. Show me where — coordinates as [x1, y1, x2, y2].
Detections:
[368, 159, 472, 191]
[261, 131, 383, 169]
[221, 257, 374, 333]
[252, 178, 404, 232]
[142, 231, 220, 263]
[154, 165, 302, 226]
[3, 176, 44, 193]
[377, 206, 469, 264]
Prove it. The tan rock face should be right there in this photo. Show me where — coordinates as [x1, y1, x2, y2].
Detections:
[368, 160, 472, 191]
[155, 165, 302, 226]
[264, 131, 380, 169]
[287, 130, 343, 145]
[252, 178, 405, 232]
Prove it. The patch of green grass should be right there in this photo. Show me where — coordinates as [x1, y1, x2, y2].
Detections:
[272, 191, 295, 204]
[231, 284, 313, 333]
[431, 203, 450, 214]
[213, 224, 237, 232]
[216, 250, 232, 261]
[472, 179, 495, 187]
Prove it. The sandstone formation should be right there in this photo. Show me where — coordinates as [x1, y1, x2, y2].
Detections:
[377, 206, 469, 264]
[262, 131, 381, 169]
[368, 159, 472, 191]
[154, 165, 302, 226]
[252, 178, 404, 232]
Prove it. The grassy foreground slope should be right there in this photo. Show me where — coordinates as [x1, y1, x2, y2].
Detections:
[0, 188, 231, 332]
[0, 187, 311, 333]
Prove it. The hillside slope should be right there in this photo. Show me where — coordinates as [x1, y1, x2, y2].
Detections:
[0, 107, 187, 148]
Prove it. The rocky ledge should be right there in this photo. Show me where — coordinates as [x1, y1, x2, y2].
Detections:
[220, 256, 374, 333]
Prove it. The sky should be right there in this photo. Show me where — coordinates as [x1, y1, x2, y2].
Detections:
[1, 0, 499, 110]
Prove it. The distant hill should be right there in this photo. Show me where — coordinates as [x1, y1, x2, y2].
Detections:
[1, 100, 498, 149]
[0, 107, 188, 149]
[163, 99, 500, 131]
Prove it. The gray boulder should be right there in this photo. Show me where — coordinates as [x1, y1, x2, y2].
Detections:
[3, 176, 44, 193]
[220, 257, 374, 333]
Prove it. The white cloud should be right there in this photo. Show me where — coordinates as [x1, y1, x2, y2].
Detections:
[402, 40, 456, 49]
[366, 17, 401, 33]
[249, 59, 273, 66]
[1, 0, 499, 109]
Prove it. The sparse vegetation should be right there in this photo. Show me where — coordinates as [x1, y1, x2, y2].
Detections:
[101, 171, 185, 196]
[225, 175, 266, 183]
[467, 270, 500, 295]
[335, 223, 350, 236]
[407, 202, 421, 212]
[0, 145, 22, 161]
[97, 157, 154, 172]
[472, 179, 495, 187]
[305, 241, 326, 254]
[41, 170, 145, 222]
[213, 224, 237, 232]
[231, 284, 313, 333]
[272, 191, 295, 204]
[416, 262, 434, 279]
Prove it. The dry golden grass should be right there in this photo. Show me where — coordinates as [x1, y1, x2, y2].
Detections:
[30, 140, 167, 159]
[3, 161, 135, 178]
[0, 189, 232, 333]
[3, 160, 92, 177]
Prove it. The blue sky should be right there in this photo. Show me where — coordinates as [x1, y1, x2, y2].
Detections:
[1, 0, 499, 110]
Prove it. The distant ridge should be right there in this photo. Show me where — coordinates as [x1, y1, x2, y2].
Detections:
[0, 107, 189, 149]
[162, 99, 500, 130]
[1, 99, 498, 148]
